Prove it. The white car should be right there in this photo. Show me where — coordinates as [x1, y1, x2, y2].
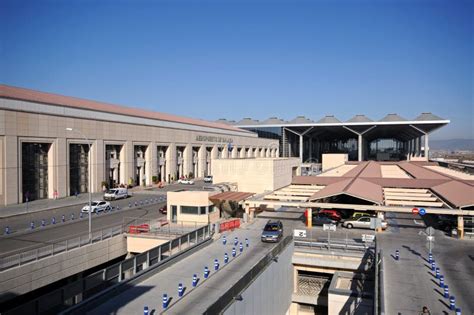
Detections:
[178, 179, 194, 185]
[342, 216, 388, 230]
[203, 175, 213, 183]
[104, 188, 128, 201]
[81, 201, 111, 213]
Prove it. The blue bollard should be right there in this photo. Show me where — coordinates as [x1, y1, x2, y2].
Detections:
[204, 266, 210, 279]
[214, 258, 219, 271]
[444, 285, 449, 298]
[435, 267, 440, 279]
[224, 253, 229, 264]
[456, 307, 461, 315]
[245, 238, 249, 247]
[395, 249, 399, 261]
[80, 212, 83, 219]
[52, 217, 56, 225]
[439, 275, 444, 288]
[450, 296, 455, 310]
[62, 215, 65, 223]
[192, 274, 198, 287]
[428, 253, 433, 264]
[71, 213, 74, 220]
[222, 235, 227, 245]
[5, 226, 10, 235]
[129, 202, 132, 208]
[162, 293, 168, 309]
[234, 237, 238, 246]
[232, 247, 236, 257]
[30, 221, 35, 229]
[144, 306, 149, 315]
[431, 261, 436, 271]
[41, 219, 46, 227]
[239, 242, 243, 253]
[178, 283, 184, 297]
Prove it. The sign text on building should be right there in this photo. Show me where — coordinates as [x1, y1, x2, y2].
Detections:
[196, 135, 233, 143]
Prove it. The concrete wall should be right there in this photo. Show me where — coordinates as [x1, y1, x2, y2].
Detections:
[322, 154, 348, 172]
[212, 158, 300, 193]
[223, 243, 294, 315]
[126, 236, 168, 254]
[167, 191, 220, 224]
[0, 235, 126, 303]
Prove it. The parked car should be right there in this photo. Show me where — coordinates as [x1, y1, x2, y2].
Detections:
[351, 212, 376, 220]
[81, 200, 111, 213]
[342, 216, 387, 230]
[159, 205, 167, 214]
[204, 175, 213, 183]
[261, 220, 283, 242]
[318, 209, 342, 221]
[103, 188, 128, 201]
[311, 215, 338, 226]
[178, 179, 194, 185]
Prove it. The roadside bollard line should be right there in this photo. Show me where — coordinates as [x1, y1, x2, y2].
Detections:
[163, 240, 248, 312]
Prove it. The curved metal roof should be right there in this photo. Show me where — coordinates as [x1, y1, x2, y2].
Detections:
[414, 112, 445, 121]
[346, 115, 373, 123]
[289, 116, 314, 124]
[316, 115, 342, 124]
[379, 113, 407, 122]
[262, 117, 286, 124]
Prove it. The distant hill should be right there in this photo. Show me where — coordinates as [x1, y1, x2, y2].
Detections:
[430, 139, 474, 151]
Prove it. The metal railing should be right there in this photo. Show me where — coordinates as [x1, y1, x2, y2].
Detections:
[0, 225, 123, 271]
[3, 225, 211, 315]
[0, 217, 188, 272]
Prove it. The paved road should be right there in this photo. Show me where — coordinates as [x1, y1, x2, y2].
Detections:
[0, 180, 212, 235]
[87, 219, 299, 315]
[378, 212, 474, 315]
[0, 203, 166, 257]
[0, 181, 215, 257]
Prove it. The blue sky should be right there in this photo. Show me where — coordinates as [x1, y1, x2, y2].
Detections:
[1, 0, 472, 140]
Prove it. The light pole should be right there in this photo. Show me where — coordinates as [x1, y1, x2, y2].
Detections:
[66, 128, 92, 240]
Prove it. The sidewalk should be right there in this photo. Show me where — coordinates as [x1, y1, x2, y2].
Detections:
[0, 193, 105, 219]
[0, 186, 163, 219]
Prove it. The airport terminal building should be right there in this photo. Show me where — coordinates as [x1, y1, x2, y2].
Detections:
[217, 113, 449, 163]
[0, 85, 278, 206]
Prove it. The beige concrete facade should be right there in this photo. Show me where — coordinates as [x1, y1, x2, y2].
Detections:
[0, 96, 278, 206]
[212, 157, 300, 193]
[166, 191, 220, 224]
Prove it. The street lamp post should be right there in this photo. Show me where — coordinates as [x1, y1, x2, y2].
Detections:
[66, 128, 92, 240]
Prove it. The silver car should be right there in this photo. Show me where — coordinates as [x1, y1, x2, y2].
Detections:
[342, 216, 387, 230]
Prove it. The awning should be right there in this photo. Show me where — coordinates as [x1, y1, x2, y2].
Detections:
[209, 191, 255, 203]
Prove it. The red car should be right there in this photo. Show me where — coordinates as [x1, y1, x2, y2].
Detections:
[159, 205, 167, 214]
[318, 209, 342, 221]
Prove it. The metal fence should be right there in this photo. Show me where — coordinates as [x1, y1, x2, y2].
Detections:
[0, 225, 123, 271]
[202, 235, 293, 315]
[3, 225, 211, 315]
[0, 217, 190, 272]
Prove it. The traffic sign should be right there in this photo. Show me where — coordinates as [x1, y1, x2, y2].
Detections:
[412, 207, 419, 214]
[294, 229, 307, 238]
[323, 224, 336, 231]
[426, 227, 435, 235]
[419, 208, 426, 216]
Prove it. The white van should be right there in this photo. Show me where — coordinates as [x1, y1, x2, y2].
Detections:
[104, 188, 128, 201]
